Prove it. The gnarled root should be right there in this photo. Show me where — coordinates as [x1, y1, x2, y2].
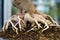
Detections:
[2, 15, 26, 34]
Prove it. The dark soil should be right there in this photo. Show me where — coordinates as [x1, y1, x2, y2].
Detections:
[0, 27, 60, 40]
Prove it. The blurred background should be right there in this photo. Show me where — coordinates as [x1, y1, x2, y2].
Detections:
[0, 0, 60, 28]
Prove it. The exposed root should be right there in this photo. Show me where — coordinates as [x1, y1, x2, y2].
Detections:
[9, 20, 18, 34]
[17, 16, 22, 31]
[2, 13, 60, 34]
[2, 15, 26, 34]
[12, 0, 60, 33]
[24, 13, 43, 29]
[34, 20, 42, 29]
[25, 26, 37, 33]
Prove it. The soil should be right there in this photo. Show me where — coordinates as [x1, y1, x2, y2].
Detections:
[0, 27, 60, 40]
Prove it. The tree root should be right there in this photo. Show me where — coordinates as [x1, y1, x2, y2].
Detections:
[2, 15, 26, 34]
[2, 13, 60, 34]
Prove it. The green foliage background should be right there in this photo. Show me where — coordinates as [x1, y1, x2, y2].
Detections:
[11, 5, 17, 15]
